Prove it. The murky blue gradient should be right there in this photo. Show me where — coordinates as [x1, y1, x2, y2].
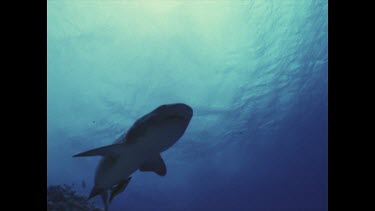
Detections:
[48, 1, 327, 210]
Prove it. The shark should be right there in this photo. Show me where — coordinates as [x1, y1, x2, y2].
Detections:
[73, 103, 193, 211]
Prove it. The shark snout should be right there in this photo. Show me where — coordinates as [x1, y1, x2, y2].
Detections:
[172, 103, 193, 120]
[154, 103, 193, 121]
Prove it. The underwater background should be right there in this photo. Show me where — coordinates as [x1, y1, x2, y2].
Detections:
[47, 0, 327, 210]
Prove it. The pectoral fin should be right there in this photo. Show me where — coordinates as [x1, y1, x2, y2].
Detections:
[139, 154, 167, 176]
[109, 177, 132, 203]
[73, 144, 124, 157]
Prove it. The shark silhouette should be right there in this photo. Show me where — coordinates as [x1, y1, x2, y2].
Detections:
[73, 103, 193, 210]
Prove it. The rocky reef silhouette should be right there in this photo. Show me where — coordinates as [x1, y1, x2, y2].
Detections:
[47, 184, 103, 211]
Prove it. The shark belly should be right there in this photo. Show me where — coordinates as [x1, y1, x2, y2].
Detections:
[94, 118, 189, 189]
[94, 146, 140, 188]
[143, 119, 189, 153]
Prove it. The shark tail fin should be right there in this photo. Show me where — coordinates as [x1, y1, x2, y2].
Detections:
[88, 186, 105, 199]
[101, 191, 109, 211]
[88, 186, 108, 211]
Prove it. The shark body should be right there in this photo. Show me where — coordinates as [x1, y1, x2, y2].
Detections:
[73, 103, 193, 210]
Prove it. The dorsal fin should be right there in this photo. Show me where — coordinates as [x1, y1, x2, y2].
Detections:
[139, 154, 167, 176]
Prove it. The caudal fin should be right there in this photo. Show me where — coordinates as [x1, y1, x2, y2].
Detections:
[88, 186, 105, 199]
[101, 191, 109, 211]
[88, 186, 109, 211]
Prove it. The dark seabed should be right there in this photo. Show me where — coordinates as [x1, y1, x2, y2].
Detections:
[47, 1, 327, 210]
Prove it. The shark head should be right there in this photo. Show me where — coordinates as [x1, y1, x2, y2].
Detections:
[152, 103, 193, 123]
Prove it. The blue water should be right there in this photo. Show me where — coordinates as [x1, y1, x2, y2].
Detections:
[47, 1, 327, 210]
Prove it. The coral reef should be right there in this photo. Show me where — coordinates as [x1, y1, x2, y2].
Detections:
[47, 184, 103, 211]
